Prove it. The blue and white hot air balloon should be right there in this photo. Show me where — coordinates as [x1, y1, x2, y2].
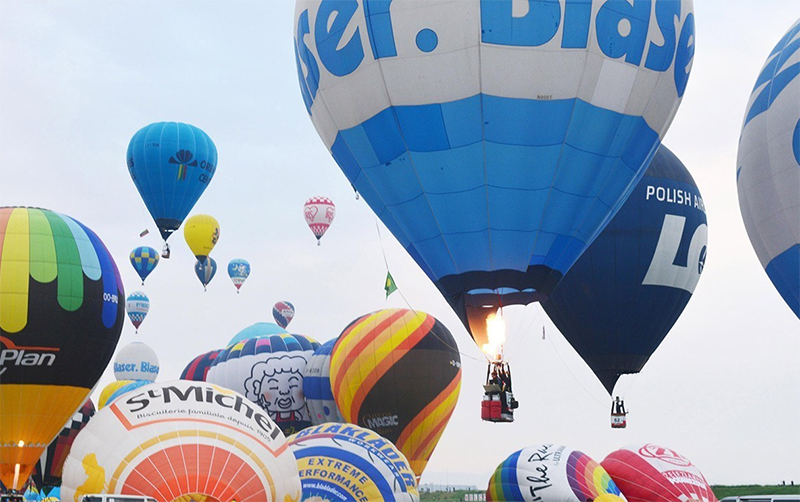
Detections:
[194, 257, 217, 291]
[303, 338, 344, 425]
[293, 0, 696, 350]
[738, 19, 800, 319]
[227, 258, 251, 292]
[543, 145, 708, 395]
[129, 246, 159, 284]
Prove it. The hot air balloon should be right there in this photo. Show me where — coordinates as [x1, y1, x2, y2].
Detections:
[129, 246, 159, 285]
[22, 486, 39, 501]
[542, 146, 708, 404]
[602, 444, 717, 502]
[0, 207, 125, 492]
[288, 422, 419, 502]
[302, 339, 343, 425]
[487, 444, 627, 502]
[113, 342, 159, 382]
[194, 257, 217, 291]
[226, 322, 289, 346]
[30, 400, 95, 492]
[61, 381, 301, 502]
[184, 214, 220, 262]
[207, 332, 319, 435]
[737, 19, 800, 319]
[127, 122, 218, 258]
[124, 292, 150, 333]
[303, 197, 335, 245]
[330, 309, 461, 479]
[180, 349, 221, 382]
[227, 258, 250, 292]
[293, 0, 696, 359]
[97, 380, 151, 409]
[272, 301, 295, 329]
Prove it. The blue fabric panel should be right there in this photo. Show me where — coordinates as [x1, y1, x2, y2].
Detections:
[363, 108, 406, 163]
[485, 143, 561, 190]
[412, 146, 485, 194]
[395, 103, 450, 152]
[339, 124, 381, 167]
[483, 95, 572, 146]
[441, 95, 483, 148]
[303, 376, 335, 400]
[766, 244, 800, 318]
[363, 155, 423, 206]
[427, 187, 487, 234]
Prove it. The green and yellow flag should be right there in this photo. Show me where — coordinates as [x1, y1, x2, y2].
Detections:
[385, 271, 397, 299]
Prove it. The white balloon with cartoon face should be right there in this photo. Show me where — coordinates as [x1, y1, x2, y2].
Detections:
[207, 331, 320, 435]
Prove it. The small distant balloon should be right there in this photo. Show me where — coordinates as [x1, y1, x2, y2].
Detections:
[184, 214, 220, 262]
[272, 301, 295, 329]
[125, 292, 150, 332]
[303, 196, 335, 245]
[129, 246, 159, 284]
[227, 258, 251, 292]
[195, 257, 217, 291]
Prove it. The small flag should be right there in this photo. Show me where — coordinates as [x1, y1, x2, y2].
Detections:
[384, 271, 397, 299]
[139, 229, 150, 237]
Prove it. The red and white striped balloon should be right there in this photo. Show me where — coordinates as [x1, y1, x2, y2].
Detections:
[303, 196, 335, 245]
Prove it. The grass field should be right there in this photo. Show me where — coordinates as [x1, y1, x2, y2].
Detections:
[419, 486, 800, 501]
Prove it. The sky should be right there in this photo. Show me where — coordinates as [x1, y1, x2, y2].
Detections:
[1, 0, 799, 490]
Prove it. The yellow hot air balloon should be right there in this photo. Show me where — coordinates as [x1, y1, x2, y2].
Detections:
[0, 207, 125, 491]
[183, 214, 219, 261]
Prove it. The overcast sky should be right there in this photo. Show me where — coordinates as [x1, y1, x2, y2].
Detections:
[1, 0, 798, 489]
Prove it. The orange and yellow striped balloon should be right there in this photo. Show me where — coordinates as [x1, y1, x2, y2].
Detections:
[329, 309, 461, 479]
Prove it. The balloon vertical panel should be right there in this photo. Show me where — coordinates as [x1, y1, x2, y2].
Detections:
[0, 207, 124, 491]
[737, 19, 800, 319]
[294, 0, 695, 344]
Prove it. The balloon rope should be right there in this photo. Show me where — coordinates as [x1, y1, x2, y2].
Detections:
[373, 219, 486, 363]
[544, 330, 608, 410]
[504, 303, 544, 364]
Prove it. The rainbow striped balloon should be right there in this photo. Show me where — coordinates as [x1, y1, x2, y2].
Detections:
[487, 444, 627, 502]
[0, 207, 125, 491]
[330, 309, 461, 479]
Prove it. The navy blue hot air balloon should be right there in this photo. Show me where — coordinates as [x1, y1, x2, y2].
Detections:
[293, 0, 696, 351]
[542, 146, 708, 395]
[127, 122, 218, 247]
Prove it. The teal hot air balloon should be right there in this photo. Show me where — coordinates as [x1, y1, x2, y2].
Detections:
[127, 122, 218, 257]
[129, 246, 159, 285]
[293, 0, 696, 353]
[195, 257, 217, 291]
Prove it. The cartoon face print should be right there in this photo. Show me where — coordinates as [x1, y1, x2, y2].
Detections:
[244, 355, 308, 422]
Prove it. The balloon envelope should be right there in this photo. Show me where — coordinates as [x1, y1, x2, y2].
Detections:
[184, 214, 220, 261]
[330, 309, 461, 478]
[129, 246, 159, 284]
[207, 333, 320, 435]
[31, 399, 95, 489]
[194, 257, 217, 289]
[227, 258, 251, 291]
[302, 338, 344, 425]
[487, 444, 627, 502]
[62, 380, 301, 502]
[542, 145, 708, 394]
[124, 292, 150, 332]
[602, 444, 717, 502]
[0, 207, 125, 491]
[293, 0, 696, 348]
[227, 322, 289, 346]
[180, 349, 221, 382]
[113, 341, 159, 382]
[737, 19, 800, 319]
[272, 301, 295, 329]
[289, 422, 419, 502]
[127, 122, 218, 241]
[303, 196, 335, 242]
